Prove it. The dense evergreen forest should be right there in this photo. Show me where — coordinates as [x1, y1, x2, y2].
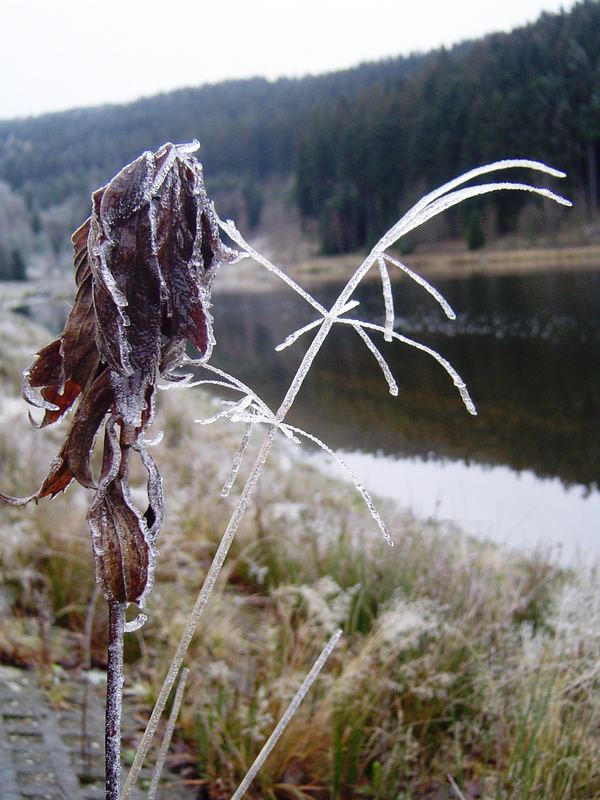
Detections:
[0, 0, 598, 272]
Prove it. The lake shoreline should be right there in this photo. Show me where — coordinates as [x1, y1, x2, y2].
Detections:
[216, 241, 600, 292]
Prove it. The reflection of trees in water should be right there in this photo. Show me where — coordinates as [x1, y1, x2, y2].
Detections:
[211, 271, 600, 490]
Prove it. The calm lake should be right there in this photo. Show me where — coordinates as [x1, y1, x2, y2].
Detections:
[211, 267, 600, 564]
[11, 264, 599, 563]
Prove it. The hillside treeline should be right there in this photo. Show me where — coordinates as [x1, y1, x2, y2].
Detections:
[0, 0, 598, 265]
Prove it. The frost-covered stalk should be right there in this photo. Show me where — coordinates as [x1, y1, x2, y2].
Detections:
[147, 667, 189, 800]
[124, 159, 571, 795]
[106, 601, 125, 800]
[231, 629, 342, 800]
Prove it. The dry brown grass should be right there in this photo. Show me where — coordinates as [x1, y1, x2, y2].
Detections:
[1, 310, 599, 799]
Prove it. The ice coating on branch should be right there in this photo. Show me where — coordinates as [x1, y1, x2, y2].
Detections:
[377, 257, 395, 341]
[275, 318, 324, 351]
[352, 324, 399, 396]
[383, 254, 456, 320]
[341, 319, 478, 415]
[190, 365, 394, 546]
[0, 142, 235, 604]
[221, 421, 253, 497]
[148, 667, 190, 800]
[125, 161, 570, 795]
[105, 601, 125, 799]
[275, 300, 360, 352]
[231, 629, 342, 800]
[285, 424, 394, 547]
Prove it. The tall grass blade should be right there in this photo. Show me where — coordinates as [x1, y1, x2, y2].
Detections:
[230, 629, 342, 800]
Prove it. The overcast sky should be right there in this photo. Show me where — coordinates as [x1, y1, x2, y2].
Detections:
[1, 0, 578, 121]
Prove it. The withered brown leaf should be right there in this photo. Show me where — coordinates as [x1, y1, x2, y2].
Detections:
[1, 141, 235, 605]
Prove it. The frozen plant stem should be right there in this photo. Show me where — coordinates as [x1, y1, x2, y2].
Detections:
[106, 601, 126, 800]
[122, 308, 337, 797]
[230, 629, 343, 800]
[124, 160, 570, 794]
[148, 668, 190, 800]
[81, 584, 100, 773]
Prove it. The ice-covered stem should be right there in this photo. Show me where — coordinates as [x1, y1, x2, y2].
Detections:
[231, 629, 343, 800]
[81, 584, 100, 772]
[147, 668, 189, 800]
[121, 429, 278, 798]
[124, 160, 570, 793]
[106, 600, 126, 800]
[123, 316, 339, 797]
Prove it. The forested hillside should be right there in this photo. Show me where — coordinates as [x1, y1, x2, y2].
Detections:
[0, 0, 598, 270]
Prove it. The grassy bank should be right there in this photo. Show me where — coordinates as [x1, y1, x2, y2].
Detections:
[1, 310, 599, 799]
[215, 242, 600, 296]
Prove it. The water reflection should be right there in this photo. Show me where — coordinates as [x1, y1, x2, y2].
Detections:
[211, 269, 600, 490]
[8, 265, 599, 557]
[310, 451, 600, 565]
[210, 267, 599, 559]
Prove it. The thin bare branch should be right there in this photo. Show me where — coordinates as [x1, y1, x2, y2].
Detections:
[218, 217, 328, 316]
[338, 318, 477, 415]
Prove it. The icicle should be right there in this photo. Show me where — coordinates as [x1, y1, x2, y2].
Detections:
[383, 254, 456, 320]
[22, 369, 60, 411]
[230, 629, 342, 800]
[377, 257, 395, 341]
[124, 613, 148, 633]
[221, 422, 253, 497]
[351, 323, 398, 396]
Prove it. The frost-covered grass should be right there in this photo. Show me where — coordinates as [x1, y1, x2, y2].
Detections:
[1, 313, 599, 799]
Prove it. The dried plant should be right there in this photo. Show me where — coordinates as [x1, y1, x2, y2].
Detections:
[0, 144, 571, 800]
[124, 158, 571, 800]
[0, 140, 236, 798]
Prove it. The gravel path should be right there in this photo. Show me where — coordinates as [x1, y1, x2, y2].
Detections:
[0, 666, 197, 800]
